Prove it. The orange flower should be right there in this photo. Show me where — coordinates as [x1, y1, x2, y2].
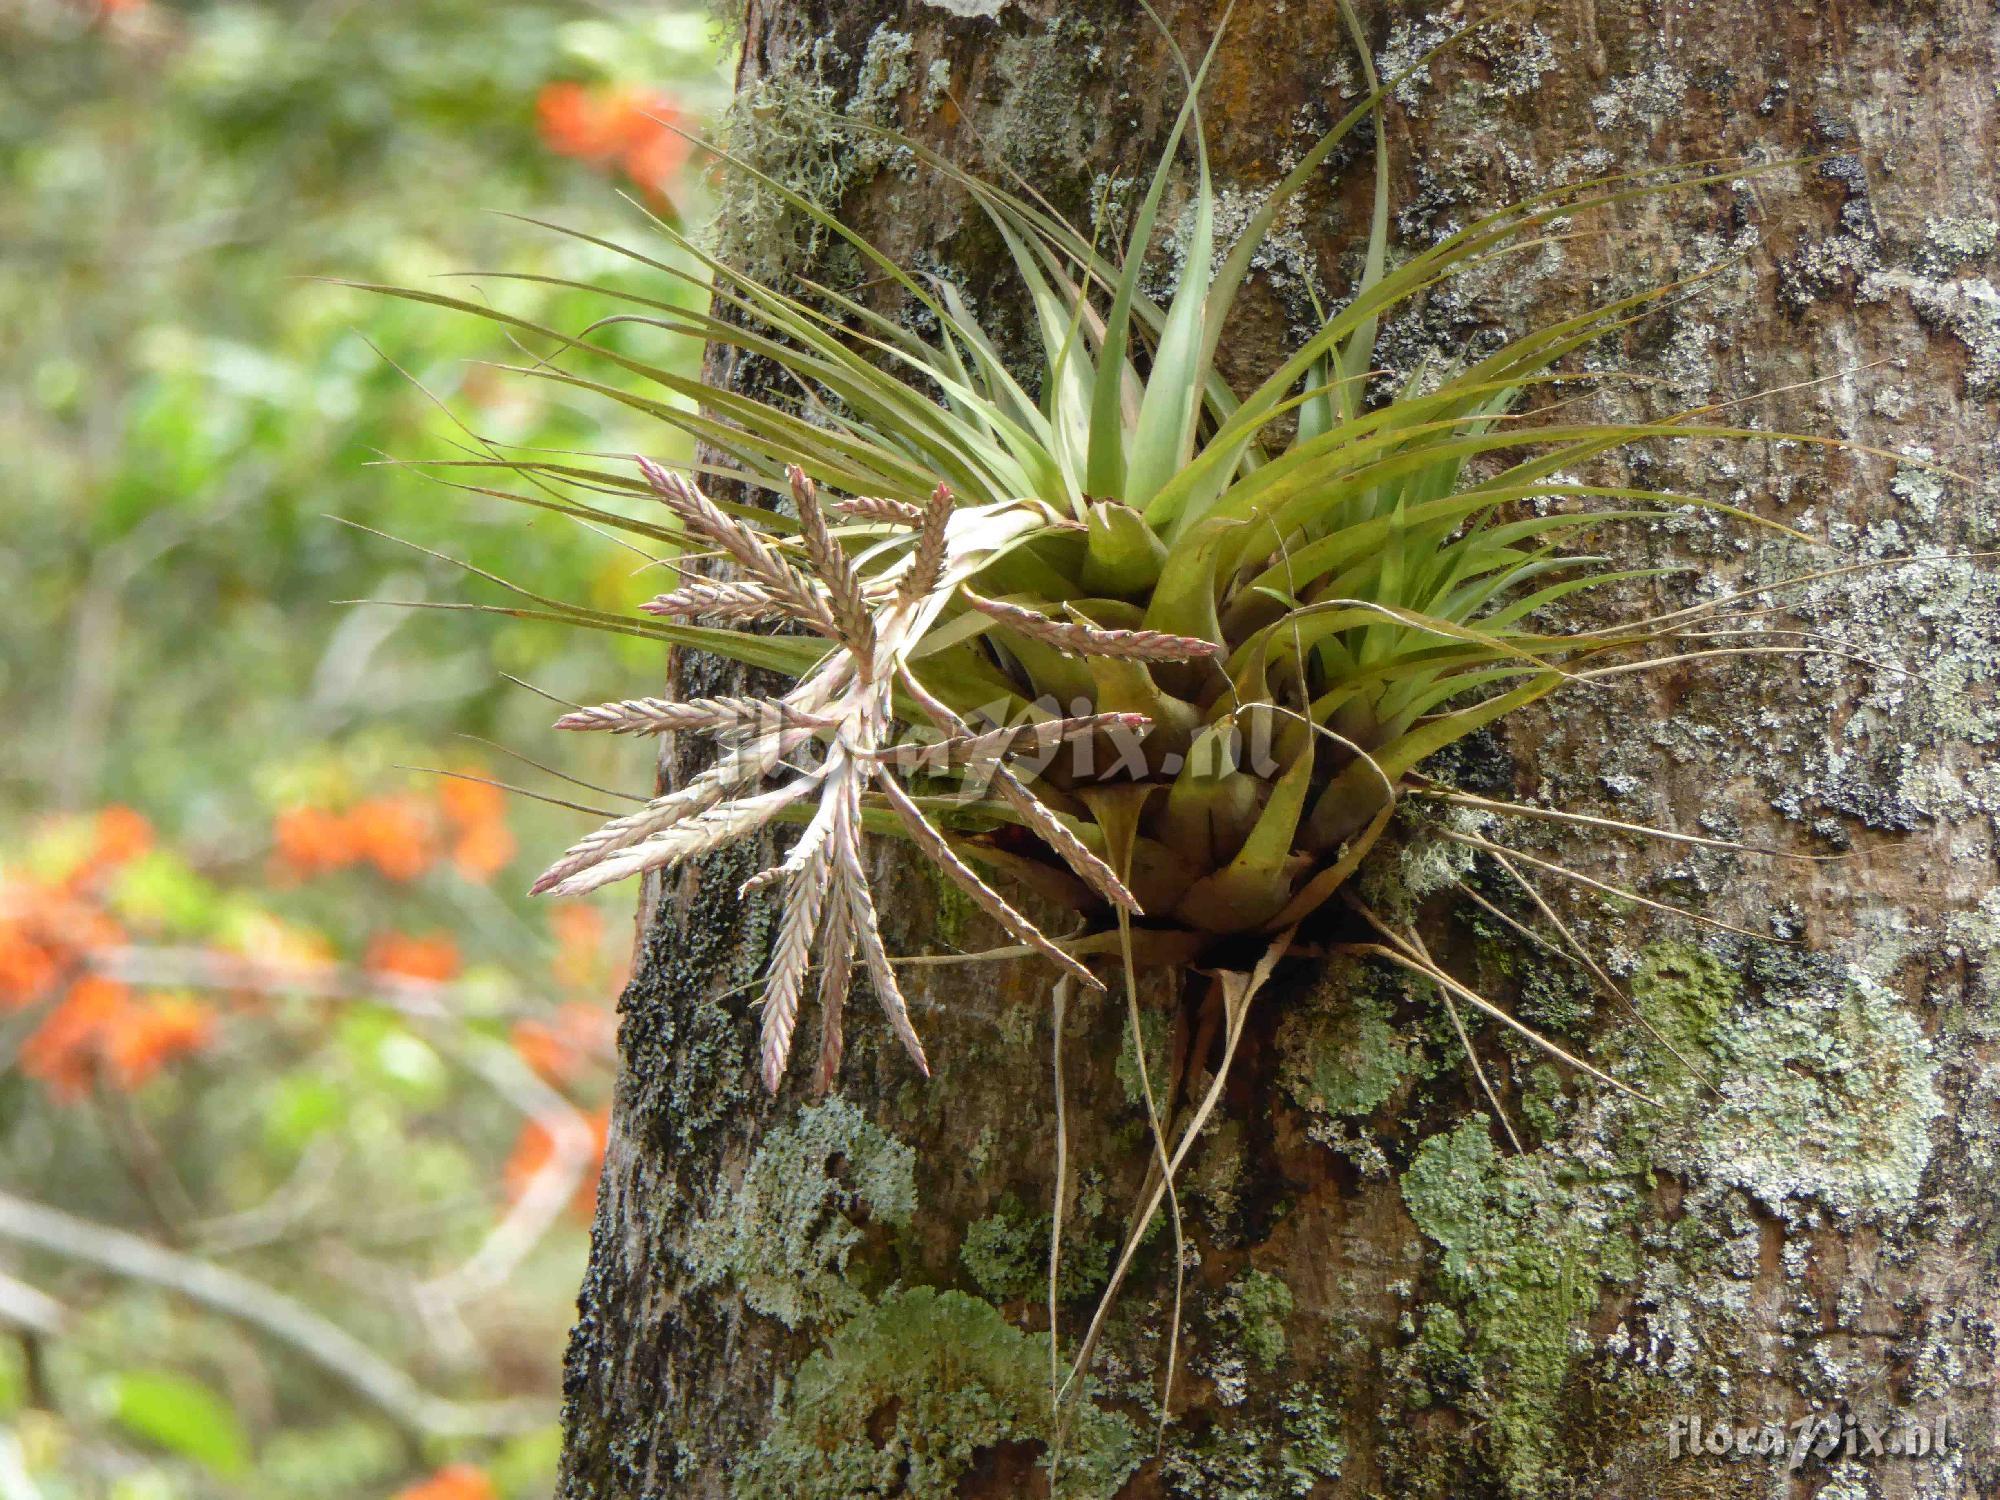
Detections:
[346, 796, 434, 882]
[92, 806, 153, 867]
[550, 903, 606, 991]
[21, 976, 131, 1100]
[38, 806, 154, 894]
[435, 771, 514, 882]
[620, 107, 691, 198]
[103, 994, 215, 1089]
[536, 82, 631, 160]
[276, 795, 442, 881]
[451, 819, 517, 884]
[510, 1001, 613, 1084]
[273, 805, 359, 876]
[536, 82, 691, 200]
[437, 774, 505, 830]
[366, 931, 460, 983]
[503, 1105, 609, 1218]
[0, 923, 59, 1009]
[392, 1465, 496, 1500]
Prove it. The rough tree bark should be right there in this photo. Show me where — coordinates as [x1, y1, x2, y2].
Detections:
[557, 2, 1999, 1496]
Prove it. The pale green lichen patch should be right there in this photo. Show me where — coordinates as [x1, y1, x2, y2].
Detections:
[1818, 195, 2000, 395]
[1116, 1004, 1172, 1110]
[1376, 16, 1453, 110]
[1626, 940, 1736, 1066]
[1588, 60, 1688, 131]
[1393, 937, 1947, 1495]
[1764, 539, 2000, 827]
[683, 1097, 916, 1329]
[1276, 960, 1414, 1119]
[1898, 272, 2000, 396]
[1410, 1304, 1470, 1398]
[960, 1190, 1111, 1301]
[1916, 213, 1997, 275]
[1353, 811, 1484, 922]
[987, 14, 1105, 171]
[1401, 1118, 1635, 1496]
[1159, 1376, 1347, 1499]
[1194, 1268, 1299, 1411]
[1227, 1270, 1294, 1371]
[921, 56, 952, 113]
[1890, 453, 1947, 524]
[1641, 951, 1942, 1225]
[1275, 1384, 1347, 1494]
[731, 1286, 1143, 1499]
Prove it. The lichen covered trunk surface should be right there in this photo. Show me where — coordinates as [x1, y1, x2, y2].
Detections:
[558, 2, 2000, 1496]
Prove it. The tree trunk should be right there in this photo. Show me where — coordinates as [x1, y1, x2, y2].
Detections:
[557, 2, 1999, 1496]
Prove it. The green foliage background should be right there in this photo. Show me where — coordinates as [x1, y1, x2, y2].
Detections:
[0, 1, 730, 1495]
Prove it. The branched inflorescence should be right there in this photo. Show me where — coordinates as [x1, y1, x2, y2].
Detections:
[538, 462, 1185, 1091]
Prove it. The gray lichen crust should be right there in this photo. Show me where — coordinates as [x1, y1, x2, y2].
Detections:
[682, 1097, 917, 1328]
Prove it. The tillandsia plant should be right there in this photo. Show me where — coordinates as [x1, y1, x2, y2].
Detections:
[356, 9, 1941, 1118]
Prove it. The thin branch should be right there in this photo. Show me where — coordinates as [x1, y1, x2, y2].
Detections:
[81, 946, 600, 1290]
[191, 1137, 343, 1255]
[79, 945, 539, 1022]
[416, 1038, 596, 1307]
[0, 1272, 66, 1339]
[0, 1189, 547, 1438]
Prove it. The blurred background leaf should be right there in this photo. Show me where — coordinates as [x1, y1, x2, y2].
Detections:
[0, 0, 731, 1494]
[101, 1371, 249, 1477]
